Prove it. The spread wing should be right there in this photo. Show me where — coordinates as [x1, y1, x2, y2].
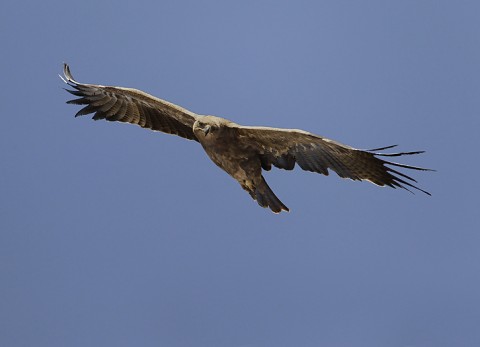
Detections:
[61, 64, 199, 141]
[237, 126, 432, 195]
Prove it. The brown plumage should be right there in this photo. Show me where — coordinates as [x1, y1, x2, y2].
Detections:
[61, 64, 432, 213]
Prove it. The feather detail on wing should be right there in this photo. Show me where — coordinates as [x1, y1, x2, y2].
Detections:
[236, 126, 433, 195]
[61, 64, 199, 141]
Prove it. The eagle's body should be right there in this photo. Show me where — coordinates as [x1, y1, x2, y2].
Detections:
[193, 116, 289, 212]
[61, 64, 431, 213]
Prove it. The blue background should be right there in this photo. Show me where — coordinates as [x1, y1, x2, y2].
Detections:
[1, 1, 479, 346]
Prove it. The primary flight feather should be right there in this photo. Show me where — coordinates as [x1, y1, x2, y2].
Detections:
[61, 64, 432, 213]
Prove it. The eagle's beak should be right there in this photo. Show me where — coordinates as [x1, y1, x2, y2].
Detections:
[202, 125, 212, 136]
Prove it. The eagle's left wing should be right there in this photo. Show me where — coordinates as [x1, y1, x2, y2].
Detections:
[236, 126, 432, 195]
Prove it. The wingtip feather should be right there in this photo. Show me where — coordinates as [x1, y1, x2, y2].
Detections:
[62, 63, 79, 86]
[368, 144, 398, 151]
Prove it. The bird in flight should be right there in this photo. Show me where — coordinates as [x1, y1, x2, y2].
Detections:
[61, 64, 431, 213]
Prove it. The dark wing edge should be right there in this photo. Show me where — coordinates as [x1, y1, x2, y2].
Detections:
[364, 146, 433, 195]
[236, 126, 433, 196]
[60, 63, 199, 141]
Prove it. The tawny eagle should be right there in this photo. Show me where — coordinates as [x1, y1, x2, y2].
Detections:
[61, 64, 431, 213]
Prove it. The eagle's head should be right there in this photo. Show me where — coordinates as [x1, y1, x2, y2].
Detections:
[193, 116, 234, 138]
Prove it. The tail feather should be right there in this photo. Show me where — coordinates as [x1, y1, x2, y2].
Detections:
[250, 176, 289, 213]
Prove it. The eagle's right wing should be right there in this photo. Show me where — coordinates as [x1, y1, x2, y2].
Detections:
[61, 64, 200, 141]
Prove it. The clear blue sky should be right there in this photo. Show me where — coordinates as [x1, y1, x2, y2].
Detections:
[1, 1, 479, 346]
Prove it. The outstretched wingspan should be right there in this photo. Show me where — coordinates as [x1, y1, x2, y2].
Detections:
[236, 126, 432, 195]
[62, 64, 432, 213]
[61, 63, 200, 141]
